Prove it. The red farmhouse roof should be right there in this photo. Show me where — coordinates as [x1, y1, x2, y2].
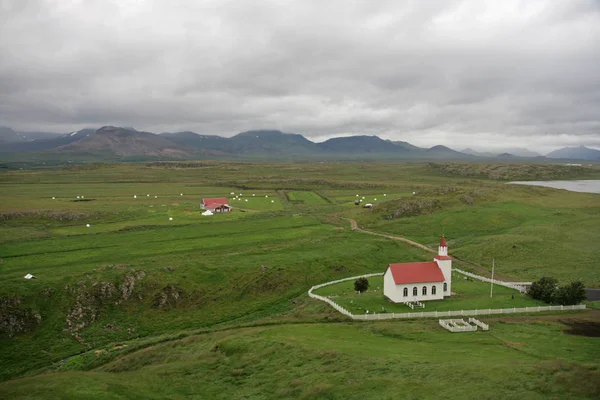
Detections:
[440, 236, 447, 247]
[202, 197, 229, 207]
[434, 255, 452, 261]
[387, 262, 445, 285]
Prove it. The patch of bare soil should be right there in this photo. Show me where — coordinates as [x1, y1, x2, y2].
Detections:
[562, 320, 600, 337]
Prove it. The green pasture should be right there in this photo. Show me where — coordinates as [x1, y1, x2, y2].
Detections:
[1, 320, 598, 399]
[0, 161, 599, 398]
[286, 190, 329, 204]
[229, 195, 284, 211]
[313, 274, 544, 314]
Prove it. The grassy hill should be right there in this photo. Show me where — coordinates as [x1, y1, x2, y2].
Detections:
[1, 161, 599, 398]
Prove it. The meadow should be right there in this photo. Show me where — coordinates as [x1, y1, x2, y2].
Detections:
[1, 161, 599, 398]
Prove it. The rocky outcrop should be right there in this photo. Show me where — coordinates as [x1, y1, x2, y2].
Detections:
[0, 297, 41, 338]
[152, 284, 185, 309]
[65, 270, 146, 335]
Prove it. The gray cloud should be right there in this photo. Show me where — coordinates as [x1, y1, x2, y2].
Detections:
[1, 0, 600, 152]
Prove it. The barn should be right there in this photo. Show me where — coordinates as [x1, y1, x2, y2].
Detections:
[201, 197, 231, 213]
[383, 237, 452, 303]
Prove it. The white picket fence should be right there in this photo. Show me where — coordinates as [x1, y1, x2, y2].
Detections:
[308, 274, 586, 320]
[439, 319, 478, 332]
[439, 318, 489, 332]
[307, 273, 384, 318]
[350, 304, 586, 320]
[469, 317, 489, 330]
[453, 268, 525, 291]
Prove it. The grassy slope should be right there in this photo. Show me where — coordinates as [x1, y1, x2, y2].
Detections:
[1, 321, 599, 399]
[349, 179, 600, 285]
[0, 161, 599, 398]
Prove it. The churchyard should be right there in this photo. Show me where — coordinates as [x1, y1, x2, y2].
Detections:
[312, 274, 545, 315]
[1, 161, 599, 399]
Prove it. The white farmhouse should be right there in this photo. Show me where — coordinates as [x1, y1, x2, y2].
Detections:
[383, 237, 452, 303]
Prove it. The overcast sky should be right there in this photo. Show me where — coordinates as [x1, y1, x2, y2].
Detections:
[1, 0, 599, 152]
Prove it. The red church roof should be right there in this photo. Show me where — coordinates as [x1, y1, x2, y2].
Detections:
[202, 197, 229, 207]
[387, 262, 445, 285]
[440, 236, 447, 247]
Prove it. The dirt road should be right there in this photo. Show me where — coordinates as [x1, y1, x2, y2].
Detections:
[344, 218, 516, 281]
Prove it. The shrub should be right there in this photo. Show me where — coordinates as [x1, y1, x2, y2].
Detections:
[554, 281, 587, 305]
[528, 277, 558, 303]
[354, 277, 369, 293]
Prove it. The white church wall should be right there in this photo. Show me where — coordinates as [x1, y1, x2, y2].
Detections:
[384, 269, 445, 303]
[383, 269, 403, 303]
[435, 259, 452, 296]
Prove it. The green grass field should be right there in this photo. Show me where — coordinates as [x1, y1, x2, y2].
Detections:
[286, 190, 329, 204]
[0, 161, 599, 399]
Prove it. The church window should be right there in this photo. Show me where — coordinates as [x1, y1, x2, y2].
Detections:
[403, 288, 408, 297]
[422, 286, 427, 295]
[432, 285, 437, 295]
[444, 282, 448, 292]
[413, 287, 417, 296]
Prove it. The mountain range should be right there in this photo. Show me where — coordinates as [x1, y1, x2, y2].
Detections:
[1, 125, 599, 162]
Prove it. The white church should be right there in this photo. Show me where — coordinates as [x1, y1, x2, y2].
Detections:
[383, 237, 452, 303]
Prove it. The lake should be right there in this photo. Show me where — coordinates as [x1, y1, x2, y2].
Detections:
[508, 180, 600, 194]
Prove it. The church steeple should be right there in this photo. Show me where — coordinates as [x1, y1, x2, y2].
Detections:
[438, 236, 448, 256]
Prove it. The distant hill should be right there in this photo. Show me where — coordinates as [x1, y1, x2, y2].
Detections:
[56, 127, 191, 158]
[10, 124, 592, 162]
[461, 147, 541, 158]
[230, 130, 321, 156]
[160, 131, 233, 152]
[392, 140, 423, 151]
[0, 129, 96, 153]
[0, 126, 28, 143]
[425, 145, 469, 159]
[502, 148, 542, 158]
[546, 145, 600, 161]
[497, 153, 517, 159]
[317, 135, 402, 153]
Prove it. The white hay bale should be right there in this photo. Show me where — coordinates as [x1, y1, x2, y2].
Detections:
[271, 200, 274, 203]
[180, 193, 183, 196]
[52, 197, 55, 199]
[77, 196, 80, 199]
[86, 224, 90, 227]
[155, 196, 158, 198]
[169, 217, 173, 221]
[134, 195, 137, 198]
[147, 194, 150, 196]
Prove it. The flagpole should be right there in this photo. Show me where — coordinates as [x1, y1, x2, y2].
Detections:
[490, 258, 495, 298]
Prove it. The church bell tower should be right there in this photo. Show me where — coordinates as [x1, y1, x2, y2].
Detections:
[435, 236, 452, 296]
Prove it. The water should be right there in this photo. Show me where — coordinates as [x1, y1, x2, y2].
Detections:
[508, 180, 600, 194]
